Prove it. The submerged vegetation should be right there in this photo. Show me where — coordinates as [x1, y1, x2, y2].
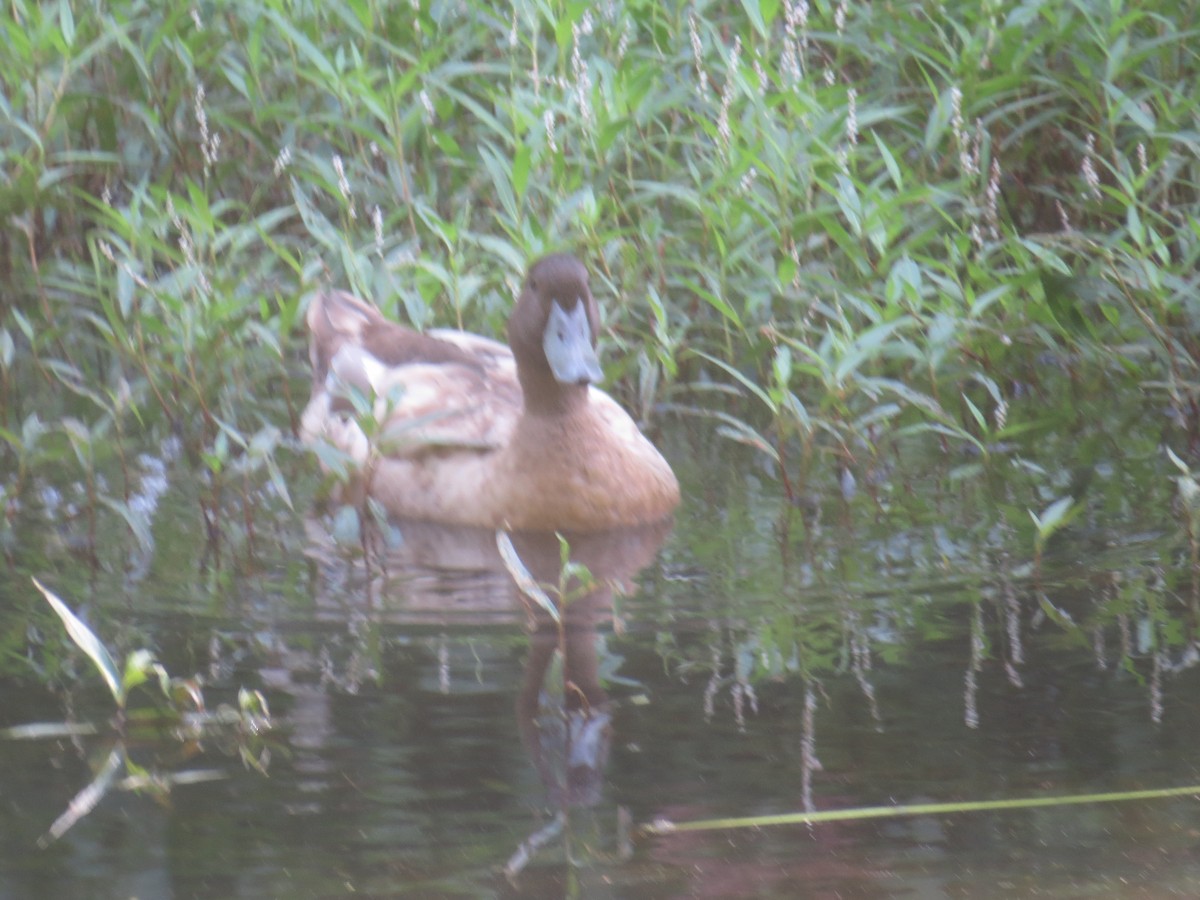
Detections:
[4, 579, 272, 846]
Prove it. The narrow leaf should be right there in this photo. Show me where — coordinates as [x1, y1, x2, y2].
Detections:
[40, 747, 125, 847]
[496, 531, 559, 622]
[32, 578, 123, 705]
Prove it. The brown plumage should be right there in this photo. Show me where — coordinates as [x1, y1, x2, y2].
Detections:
[300, 254, 680, 532]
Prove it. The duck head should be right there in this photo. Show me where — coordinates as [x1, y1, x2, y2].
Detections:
[508, 254, 604, 413]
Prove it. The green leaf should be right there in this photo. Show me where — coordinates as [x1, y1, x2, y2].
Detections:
[1030, 496, 1078, 542]
[833, 174, 863, 236]
[120, 648, 159, 696]
[1018, 238, 1072, 276]
[692, 350, 774, 410]
[1166, 447, 1192, 476]
[1037, 591, 1078, 630]
[776, 254, 797, 288]
[57, 0, 75, 48]
[512, 144, 531, 199]
[99, 496, 153, 553]
[739, 0, 769, 38]
[715, 421, 780, 461]
[312, 440, 353, 481]
[961, 392, 987, 433]
[833, 318, 914, 384]
[266, 9, 337, 83]
[430, 128, 462, 158]
[681, 281, 743, 330]
[1102, 82, 1155, 133]
[32, 578, 123, 705]
[496, 531, 560, 622]
[872, 132, 903, 190]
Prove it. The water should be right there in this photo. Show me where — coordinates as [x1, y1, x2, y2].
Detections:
[4, 407, 1200, 898]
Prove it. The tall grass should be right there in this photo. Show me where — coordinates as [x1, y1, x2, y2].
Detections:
[1, 0, 1197, 535]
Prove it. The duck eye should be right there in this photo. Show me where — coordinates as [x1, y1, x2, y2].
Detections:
[528, 275, 538, 290]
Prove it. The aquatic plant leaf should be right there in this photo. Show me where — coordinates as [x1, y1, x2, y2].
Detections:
[505, 811, 566, 879]
[962, 392, 987, 432]
[738, 0, 771, 37]
[312, 440, 353, 481]
[1018, 238, 1072, 276]
[98, 495, 153, 554]
[1037, 591, 1078, 630]
[1175, 472, 1200, 526]
[1, 722, 100, 740]
[39, 746, 124, 847]
[641, 783, 1200, 836]
[496, 531, 559, 623]
[238, 687, 271, 720]
[120, 649, 168, 698]
[872, 132, 904, 190]
[32, 578, 123, 705]
[692, 350, 774, 409]
[120, 768, 226, 791]
[715, 422, 779, 460]
[1030, 496, 1077, 542]
[556, 532, 595, 599]
[1166, 447, 1191, 476]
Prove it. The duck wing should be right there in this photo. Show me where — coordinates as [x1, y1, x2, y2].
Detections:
[334, 345, 518, 456]
[307, 290, 484, 384]
[303, 291, 519, 462]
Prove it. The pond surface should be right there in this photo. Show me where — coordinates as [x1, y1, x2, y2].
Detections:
[4, 400, 1200, 899]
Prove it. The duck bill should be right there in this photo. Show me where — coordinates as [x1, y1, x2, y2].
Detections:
[543, 299, 603, 385]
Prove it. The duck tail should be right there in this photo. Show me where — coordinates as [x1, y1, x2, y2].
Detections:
[307, 290, 384, 384]
[307, 290, 383, 343]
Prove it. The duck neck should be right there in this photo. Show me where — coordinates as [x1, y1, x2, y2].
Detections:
[518, 365, 590, 417]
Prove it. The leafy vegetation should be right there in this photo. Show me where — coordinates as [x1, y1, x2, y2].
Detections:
[3, 0, 1197, 530]
[4, 1, 1200, 876]
[1, 0, 1199, 693]
[4, 579, 272, 845]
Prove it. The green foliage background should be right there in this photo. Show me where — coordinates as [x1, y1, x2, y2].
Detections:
[1, 0, 1198, 500]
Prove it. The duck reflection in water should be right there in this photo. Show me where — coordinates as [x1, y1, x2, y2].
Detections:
[302, 513, 673, 871]
[505, 526, 667, 814]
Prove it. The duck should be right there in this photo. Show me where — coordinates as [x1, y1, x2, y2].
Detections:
[300, 253, 680, 532]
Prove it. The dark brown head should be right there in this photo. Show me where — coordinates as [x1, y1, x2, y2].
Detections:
[508, 254, 603, 412]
